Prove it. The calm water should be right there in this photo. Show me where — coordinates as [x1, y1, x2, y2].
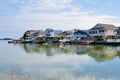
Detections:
[0, 41, 120, 80]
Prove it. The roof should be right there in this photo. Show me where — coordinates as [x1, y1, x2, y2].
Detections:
[74, 30, 88, 35]
[61, 31, 72, 35]
[54, 30, 63, 35]
[45, 28, 54, 31]
[26, 30, 45, 35]
[90, 23, 118, 30]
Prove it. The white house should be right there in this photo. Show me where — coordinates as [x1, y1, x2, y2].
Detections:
[88, 23, 118, 41]
[61, 30, 73, 40]
[23, 30, 45, 40]
[45, 29, 54, 38]
[45, 28, 63, 38]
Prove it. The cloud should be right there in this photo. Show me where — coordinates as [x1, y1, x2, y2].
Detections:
[0, 0, 72, 14]
[4, 0, 72, 13]
[0, 0, 120, 38]
[40, 0, 72, 9]
[0, 10, 118, 32]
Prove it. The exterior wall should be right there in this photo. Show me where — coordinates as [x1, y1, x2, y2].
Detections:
[65, 34, 73, 40]
[107, 39, 120, 42]
[105, 30, 115, 36]
[45, 29, 63, 38]
[72, 34, 87, 41]
[89, 29, 105, 37]
[71, 31, 88, 41]
[23, 30, 45, 40]
[88, 25, 106, 41]
[45, 29, 54, 37]
[89, 30, 116, 41]
[89, 24, 117, 40]
[38, 32, 45, 37]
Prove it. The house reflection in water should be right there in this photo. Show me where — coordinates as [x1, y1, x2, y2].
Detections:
[20, 43, 120, 62]
[20, 43, 46, 54]
[87, 45, 118, 62]
[46, 44, 53, 56]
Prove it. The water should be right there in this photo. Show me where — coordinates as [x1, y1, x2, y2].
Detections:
[0, 41, 120, 80]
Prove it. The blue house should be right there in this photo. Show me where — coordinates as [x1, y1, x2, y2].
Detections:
[71, 30, 89, 41]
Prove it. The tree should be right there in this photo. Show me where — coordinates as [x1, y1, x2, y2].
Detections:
[22, 32, 28, 40]
[60, 35, 65, 40]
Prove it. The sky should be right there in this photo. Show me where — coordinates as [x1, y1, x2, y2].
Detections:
[0, 0, 120, 38]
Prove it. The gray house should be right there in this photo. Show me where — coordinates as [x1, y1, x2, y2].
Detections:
[88, 23, 118, 41]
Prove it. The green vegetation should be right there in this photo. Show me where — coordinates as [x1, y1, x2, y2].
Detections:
[22, 32, 28, 40]
[36, 36, 46, 41]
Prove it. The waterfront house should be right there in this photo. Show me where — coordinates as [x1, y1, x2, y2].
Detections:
[54, 30, 63, 37]
[88, 23, 118, 41]
[22, 30, 45, 40]
[108, 27, 120, 43]
[45, 28, 63, 42]
[71, 30, 89, 41]
[45, 28, 54, 38]
[61, 29, 80, 40]
[61, 30, 73, 40]
[53, 30, 63, 42]
[45, 28, 63, 37]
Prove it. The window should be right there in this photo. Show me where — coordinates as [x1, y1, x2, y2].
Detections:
[117, 31, 120, 34]
[99, 30, 104, 33]
[46, 34, 51, 36]
[89, 31, 97, 34]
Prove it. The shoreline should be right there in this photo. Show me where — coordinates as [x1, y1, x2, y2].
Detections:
[7, 39, 120, 45]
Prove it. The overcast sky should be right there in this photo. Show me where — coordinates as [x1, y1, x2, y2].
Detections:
[0, 0, 120, 38]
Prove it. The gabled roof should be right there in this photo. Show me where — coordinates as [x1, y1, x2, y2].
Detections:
[45, 28, 54, 31]
[26, 30, 45, 35]
[74, 30, 88, 35]
[61, 31, 72, 35]
[90, 23, 118, 30]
